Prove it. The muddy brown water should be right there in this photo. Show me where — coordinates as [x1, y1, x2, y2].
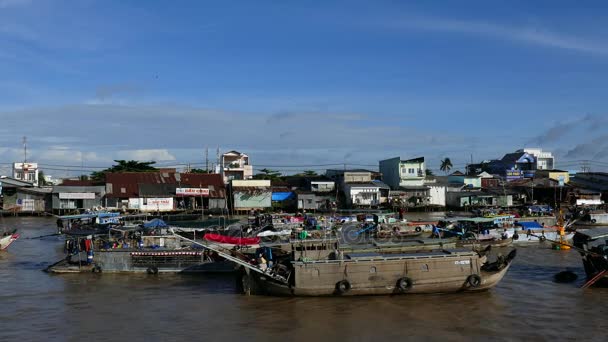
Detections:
[1, 216, 607, 342]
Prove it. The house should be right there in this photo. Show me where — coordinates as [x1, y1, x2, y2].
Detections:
[535, 169, 570, 185]
[343, 182, 382, 207]
[283, 176, 336, 212]
[446, 189, 513, 208]
[325, 169, 382, 188]
[325, 170, 384, 208]
[52, 180, 106, 214]
[230, 179, 272, 214]
[13, 162, 40, 186]
[568, 172, 608, 203]
[448, 171, 481, 188]
[270, 179, 296, 211]
[176, 173, 227, 213]
[522, 148, 555, 170]
[479, 172, 501, 188]
[0, 176, 51, 213]
[379, 157, 425, 189]
[105, 172, 177, 212]
[216, 150, 253, 184]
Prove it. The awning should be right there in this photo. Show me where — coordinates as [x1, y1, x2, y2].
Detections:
[516, 221, 544, 229]
[204, 233, 260, 245]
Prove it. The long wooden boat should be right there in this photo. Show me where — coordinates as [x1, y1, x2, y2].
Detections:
[1, 230, 19, 251]
[239, 245, 516, 296]
[45, 233, 236, 274]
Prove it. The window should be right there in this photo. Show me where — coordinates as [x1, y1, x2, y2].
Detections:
[408, 168, 415, 174]
[16, 171, 23, 179]
[121, 187, 126, 193]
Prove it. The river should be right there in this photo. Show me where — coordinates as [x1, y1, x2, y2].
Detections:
[1, 216, 607, 341]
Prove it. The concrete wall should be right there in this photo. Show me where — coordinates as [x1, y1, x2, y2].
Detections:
[379, 157, 401, 190]
[233, 191, 271, 209]
[427, 185, 446, 206]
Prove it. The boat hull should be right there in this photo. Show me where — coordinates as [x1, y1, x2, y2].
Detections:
[46, 249, 236, 274]
[0, 233, 19, 251]
[245, 251, 514, 296]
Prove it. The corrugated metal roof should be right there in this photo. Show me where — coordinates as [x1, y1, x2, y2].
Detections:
[106, 172, 226, 198]
[105, 172, 176, 198]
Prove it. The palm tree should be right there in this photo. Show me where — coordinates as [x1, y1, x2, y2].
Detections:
[440, 158, 453, 175]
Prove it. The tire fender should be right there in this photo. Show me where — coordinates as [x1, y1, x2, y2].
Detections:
[466, 274, 482, 288]
[335, 280, 351, 294]
[396, 277, 413, 292]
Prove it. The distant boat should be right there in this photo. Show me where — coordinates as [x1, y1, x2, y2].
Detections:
[1, 229, 19, 251]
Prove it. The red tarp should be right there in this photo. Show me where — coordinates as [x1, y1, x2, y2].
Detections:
[204, 233, 260, 245]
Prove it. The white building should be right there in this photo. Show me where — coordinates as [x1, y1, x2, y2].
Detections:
[344, 183, 382, 207]
[13, 162, 39, 186]
[216, 150, 253, 184]
[379, 157, 426, 189]
[521, 148, 555, 170]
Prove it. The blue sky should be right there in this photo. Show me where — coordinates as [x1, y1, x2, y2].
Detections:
[1, 0, 608, 176]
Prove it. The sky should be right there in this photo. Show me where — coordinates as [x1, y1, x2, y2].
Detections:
[1, 0, 608, 177]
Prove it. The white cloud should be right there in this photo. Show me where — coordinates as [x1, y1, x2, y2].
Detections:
[116, 149, 177, 162]
[391, 16, 608, 55]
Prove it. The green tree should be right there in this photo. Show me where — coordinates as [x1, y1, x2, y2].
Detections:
[38, 170, 48, 186]
[425, 169, 434, 176]
[440, 158, 453, 175]
[91, 160, 158, 181]
[190, 168, 211, 174]
[253, 168, 282, 180]
[302, 170, 318, 176]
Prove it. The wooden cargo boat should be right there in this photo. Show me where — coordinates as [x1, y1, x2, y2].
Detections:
[239, 241, 516, 296]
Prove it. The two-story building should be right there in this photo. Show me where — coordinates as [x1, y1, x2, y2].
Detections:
[216, 150, 253, 184]
[379, 157, 425, 189]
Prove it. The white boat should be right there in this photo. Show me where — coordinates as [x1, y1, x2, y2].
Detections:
[577, 212, 608, 226]
[1, 230, 19, 250]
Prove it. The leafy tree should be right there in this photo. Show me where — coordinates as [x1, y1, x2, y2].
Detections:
[425, 169, 434, 176]
[440, 158, 453, 175]
[38, 170, 48, 186]
[253, 168, 282, 180]
[190, 168, 211, 174]
[91, 160, 158, 181]
[302, 170, 318, 176]
[79, 175, 89, 181]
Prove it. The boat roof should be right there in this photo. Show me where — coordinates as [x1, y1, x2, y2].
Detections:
[449, 217, 505, 223]
[58, 212, 121, 220]
[516, 221, 544, 229]
[575, 227, 608, 240]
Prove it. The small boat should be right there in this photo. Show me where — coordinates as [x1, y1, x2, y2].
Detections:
[239, 241, 516, 296]
[572, 227, 608, 287]
[576, 212, 608, 226]
[1, 229, 20, 251]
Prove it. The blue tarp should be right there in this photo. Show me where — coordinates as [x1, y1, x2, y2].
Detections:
[143, 218, 168, 229]
[272, 192, 295, 201]
[517, 221, 544, 229]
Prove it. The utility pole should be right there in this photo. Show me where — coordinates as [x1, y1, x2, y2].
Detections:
[22, 136, 27, 164]
[205, 147, 209, 172]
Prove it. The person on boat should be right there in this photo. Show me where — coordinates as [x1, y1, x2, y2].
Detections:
[257, 254, 268, 271]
